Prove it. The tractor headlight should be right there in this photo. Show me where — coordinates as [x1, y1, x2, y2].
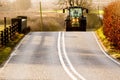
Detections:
[72, 18, 79, 22]
[71, 18, 80, 27]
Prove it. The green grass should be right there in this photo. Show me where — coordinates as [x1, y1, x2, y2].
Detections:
[0, 47, 11, 64]
[90, 10, 104, 15]
[96, 27, 120, 60]
[0, 33, 24, 65]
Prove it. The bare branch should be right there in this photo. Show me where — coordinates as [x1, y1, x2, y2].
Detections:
[58, 0, 92, 9]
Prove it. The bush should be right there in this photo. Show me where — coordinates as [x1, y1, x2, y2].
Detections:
[96, 27, 111, 49]
[103, 1, 120, 49]
[96, 27, 120, 60]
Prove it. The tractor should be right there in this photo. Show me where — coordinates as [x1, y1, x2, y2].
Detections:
[63, 6, 88, 31]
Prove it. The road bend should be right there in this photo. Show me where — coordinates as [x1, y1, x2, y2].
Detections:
[0, 32, 120, 80]
[64, 32, 120, 80]
[0, 32, 71, 80]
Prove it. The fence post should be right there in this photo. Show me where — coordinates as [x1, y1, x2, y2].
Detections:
[4, 17, 6, 29]
[11, 25, 14, 40]
[6, 28, 9, 43]
[9, 26, 12, 40]
[13, 24, 15, 38]
[1, 31, 4, 46]
[4, 28, 7, 45]
[16, 22, 19, 32]
[15, 22, 17, 32]
[0, 21, 20, 47]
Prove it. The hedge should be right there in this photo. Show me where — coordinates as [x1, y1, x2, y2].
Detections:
[103, 1, 120, 49]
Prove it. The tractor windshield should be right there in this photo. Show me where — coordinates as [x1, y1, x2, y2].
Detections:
[70, 8, 82, 18]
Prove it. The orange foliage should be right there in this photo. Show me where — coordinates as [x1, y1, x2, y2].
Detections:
[103, 1, 120, 49]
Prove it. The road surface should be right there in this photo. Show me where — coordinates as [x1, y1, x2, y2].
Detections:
[0, 32, 120, 80]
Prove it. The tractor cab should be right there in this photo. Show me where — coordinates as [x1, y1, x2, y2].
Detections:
[64, 6, 88, 31]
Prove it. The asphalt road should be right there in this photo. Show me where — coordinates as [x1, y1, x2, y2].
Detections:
[0, 32, 120, 80]
[64, 32, 120, 80]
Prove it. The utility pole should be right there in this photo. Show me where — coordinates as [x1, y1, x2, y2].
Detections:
[98, 0, 100, 16]
[4, 17, 6, 29]
[40, 1, 43, 31]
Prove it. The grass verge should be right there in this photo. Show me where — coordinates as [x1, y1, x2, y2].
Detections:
[0, 25, 10, 31]
[96, 27, 120, 60]
[90, 10, 104, 15]
[0, 33, 24, 66]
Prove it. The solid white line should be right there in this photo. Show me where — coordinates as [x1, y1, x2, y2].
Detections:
[93, 32, 120, 65]
[15, 32, 30, 50]
[57, 32, 77, 80]
[0, 33, 30, 73]
[62, 32, 86, 80]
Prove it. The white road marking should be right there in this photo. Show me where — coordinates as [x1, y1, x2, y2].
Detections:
[0, 33, 30, 73]
[93, 32, 120, 65]
[57, 32, 77, 80]
[62, 32, 86, 80]
[15, 33, 30, 50]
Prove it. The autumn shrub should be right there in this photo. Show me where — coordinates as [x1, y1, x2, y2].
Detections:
[96, 27, 120, 60]
[103, 1, 120, 49]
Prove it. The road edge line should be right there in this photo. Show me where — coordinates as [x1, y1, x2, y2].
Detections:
[0, 33, 30, 73]
[62, 32, 86, 80]
[93, 32, 120, 65]
[57, 32, 77, 80]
